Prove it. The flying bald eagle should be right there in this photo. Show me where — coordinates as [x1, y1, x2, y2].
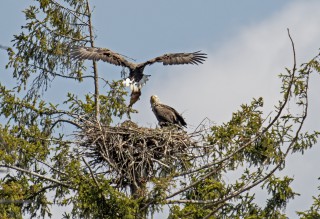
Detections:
[150, 95, 187, 128]
[70, 47, 207, 107]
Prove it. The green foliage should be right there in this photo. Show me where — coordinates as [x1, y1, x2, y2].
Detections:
[63, 80, 129, 125]
[209, 97, 275, 167]
[0, 178, 26, 219]
[0, 1, 320, 219]
[263, 176, 297, 217]
[72, 179, 137, 219]
[6, 0, 87, 94]
[297, 196, 320, 219]
[297, 179, 320, 219]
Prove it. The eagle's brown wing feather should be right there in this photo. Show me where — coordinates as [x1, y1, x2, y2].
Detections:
[142, 51, 207, 67]
[153, 104, 187, 127]
[70, 47, 134, 69]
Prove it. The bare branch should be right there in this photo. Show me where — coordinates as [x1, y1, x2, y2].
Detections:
[50, 119, 82, 131]
[287, 28, 296, 72]
[34, 158, 67, 176]
[0, 164, 73, 189]
[50, 0, 89, 17]
[82, 157, 100, 187]
[175, 134, 261, 177]
[86, 0, 100, 120]
[166, 165, 223, 200]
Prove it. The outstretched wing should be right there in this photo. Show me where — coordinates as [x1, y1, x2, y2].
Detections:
[142, 51, 207, 67]
[70, 47, 134, 69]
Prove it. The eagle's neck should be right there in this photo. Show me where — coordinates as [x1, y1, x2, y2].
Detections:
[151, 102, 161, 110]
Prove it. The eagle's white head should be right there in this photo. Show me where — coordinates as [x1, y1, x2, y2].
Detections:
[150, 95, 161, 106]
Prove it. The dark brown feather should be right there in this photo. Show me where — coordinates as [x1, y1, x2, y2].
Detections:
[150, 96, 186, 128]
[143, 51, 207, 67]
[70, 47, 135, 69]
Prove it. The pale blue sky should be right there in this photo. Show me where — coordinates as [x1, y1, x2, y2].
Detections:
[1, 1, 320, 218]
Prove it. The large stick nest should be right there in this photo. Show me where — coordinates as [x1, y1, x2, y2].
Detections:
[78, 120, 195, 189]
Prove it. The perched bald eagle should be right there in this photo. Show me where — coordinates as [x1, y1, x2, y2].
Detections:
[150, 95, 187, 128]
[70, 47, 207, 107]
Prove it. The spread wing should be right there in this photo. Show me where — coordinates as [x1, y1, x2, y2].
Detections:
[142, 51, 207, 67]
[70, 47, 134, 69]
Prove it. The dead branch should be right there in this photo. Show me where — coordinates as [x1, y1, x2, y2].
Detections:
[0, 164, 72, 189]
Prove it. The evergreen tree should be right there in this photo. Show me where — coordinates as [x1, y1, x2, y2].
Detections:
[0, 1, 319, 218]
